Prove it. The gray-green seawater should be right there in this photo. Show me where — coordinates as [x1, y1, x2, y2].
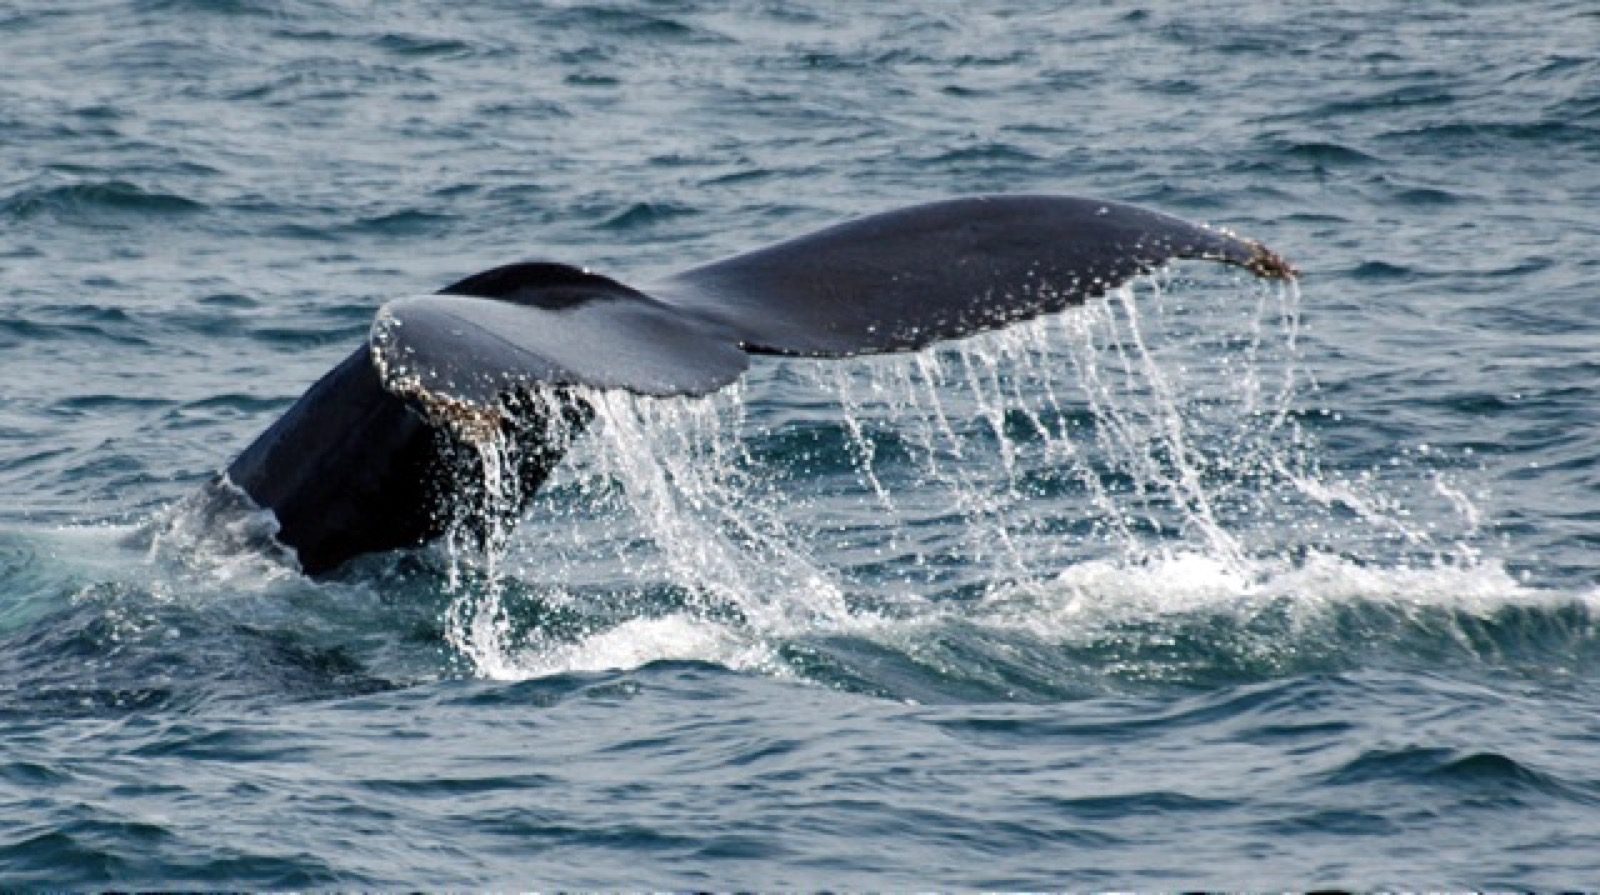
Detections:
[3, 0, 1599, 887]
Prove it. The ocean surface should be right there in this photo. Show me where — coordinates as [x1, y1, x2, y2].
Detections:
[3, 0, 1599, 887]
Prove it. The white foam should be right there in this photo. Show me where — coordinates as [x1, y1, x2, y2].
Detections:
[105, 480, 302, 590]
[456, 612, 784, 682]
[975, 549, 1581, 635]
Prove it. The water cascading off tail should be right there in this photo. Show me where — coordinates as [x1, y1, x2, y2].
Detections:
[427, 270, 1490, 682]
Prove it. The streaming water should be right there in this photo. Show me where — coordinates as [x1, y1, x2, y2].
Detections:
[427, 270, 1492, 686]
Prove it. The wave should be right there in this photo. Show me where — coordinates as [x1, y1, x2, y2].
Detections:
[421, 545, 1595, 702]
[3, 180, 206, 222]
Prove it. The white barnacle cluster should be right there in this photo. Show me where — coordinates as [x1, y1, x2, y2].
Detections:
[415, 390, 507, 446]
[369, 306, 506, 445]
[369, 307, 421, 397]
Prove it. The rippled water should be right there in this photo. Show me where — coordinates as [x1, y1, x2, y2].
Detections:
[3, 0, 1599, 887]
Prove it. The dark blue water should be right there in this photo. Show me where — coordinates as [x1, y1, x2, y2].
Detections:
[4, 0, 1600, 887]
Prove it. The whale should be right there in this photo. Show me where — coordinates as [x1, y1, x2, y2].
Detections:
[218, 195, 1296, 575]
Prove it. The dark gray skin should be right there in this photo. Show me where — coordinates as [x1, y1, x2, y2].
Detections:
[222, 195, 1296, 576]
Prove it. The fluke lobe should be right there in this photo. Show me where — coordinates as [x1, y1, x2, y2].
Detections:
[220, 195, 1297, 575]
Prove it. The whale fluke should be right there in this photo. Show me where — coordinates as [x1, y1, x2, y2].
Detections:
[220, 195, 1296, 575]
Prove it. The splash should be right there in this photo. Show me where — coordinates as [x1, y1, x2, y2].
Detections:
[137, 478, 301, 586]
[429, 270, 1516, 684]
[431, 388, 590, 675]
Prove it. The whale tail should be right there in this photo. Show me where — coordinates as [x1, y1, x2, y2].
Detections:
[221, 195, 1296, 575]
